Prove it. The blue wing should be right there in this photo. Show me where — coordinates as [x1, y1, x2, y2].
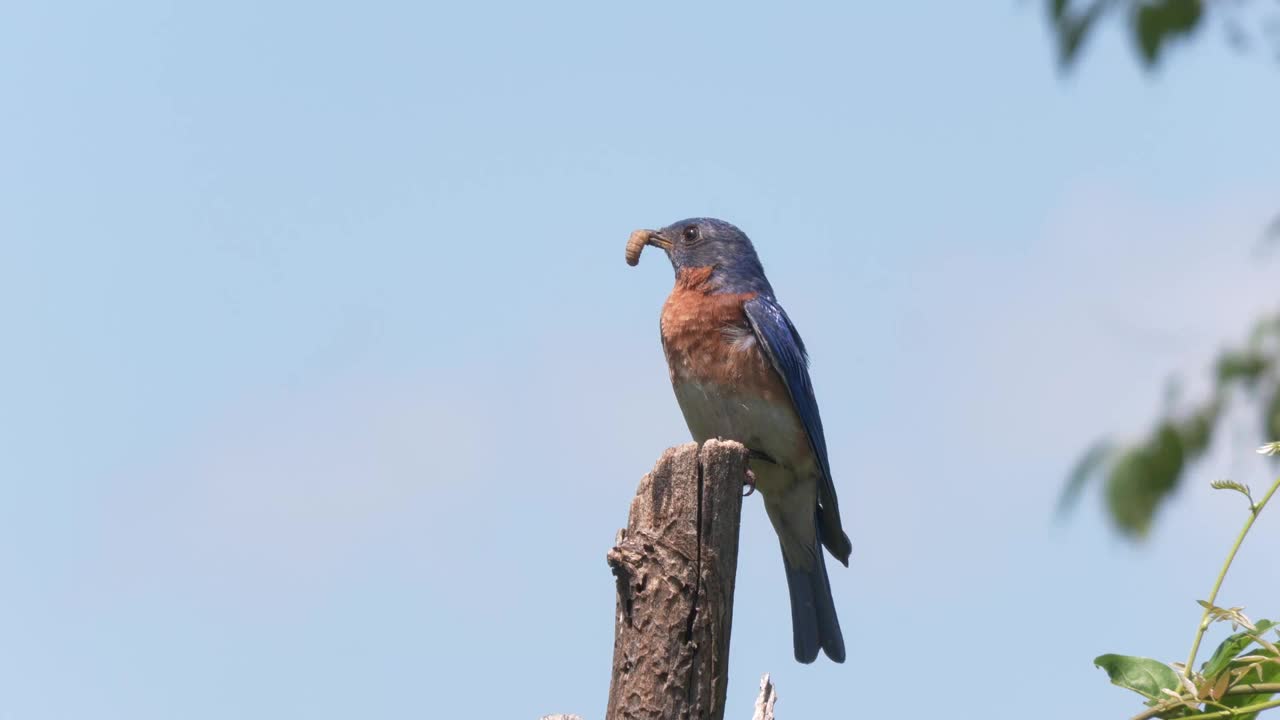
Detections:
[743, 295, 851, 564]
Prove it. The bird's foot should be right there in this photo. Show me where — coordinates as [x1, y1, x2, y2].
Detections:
[743, 468, 757, 497]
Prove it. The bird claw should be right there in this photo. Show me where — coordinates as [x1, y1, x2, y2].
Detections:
[743, 448, 772, 497]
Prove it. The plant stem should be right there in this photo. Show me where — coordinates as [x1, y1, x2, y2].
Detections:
[1226, 684, 1280, 696]
[1183, 475, 1280, 679]
[1131, 687, 1280, 720]
[1175, 698, 1280, 720]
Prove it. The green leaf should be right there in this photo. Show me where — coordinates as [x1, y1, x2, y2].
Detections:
[1150, 423, 1186, 492]
[1203, 620, 1278, 680]
[1222, 649, 1280, 720]
[1210, 479, 1252, 501]
[1094, 654, 1183, 701]
[1132, 0, 1204, 66]
[1105, 425, 1184, 536]
[1053, 0, 1106, 68]
[1216, 349, 1270, 389]
[1106, 449, 1159, 536]
[1057, 439, 1114, 516]
[1178, 402, 1219, 456]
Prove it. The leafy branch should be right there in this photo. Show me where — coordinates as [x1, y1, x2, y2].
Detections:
[1060, 312, 1280, 537]
[1184, 456, 1280, 685]
[1047, 0, 1280, 71]
[1094, 444, 1280, 719]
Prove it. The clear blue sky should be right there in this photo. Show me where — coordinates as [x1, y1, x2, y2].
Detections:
[3, 2, 1280, 718]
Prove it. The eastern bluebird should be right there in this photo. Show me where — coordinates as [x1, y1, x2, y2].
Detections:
[629, 217, 850, 664]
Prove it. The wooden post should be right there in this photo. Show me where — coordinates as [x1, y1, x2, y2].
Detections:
[604, 440, 749, 720]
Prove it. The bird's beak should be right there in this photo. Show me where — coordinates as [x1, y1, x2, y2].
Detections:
[646, 231, 673, 251]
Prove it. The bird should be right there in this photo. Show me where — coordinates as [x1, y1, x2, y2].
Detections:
[628, 217, 850, 664]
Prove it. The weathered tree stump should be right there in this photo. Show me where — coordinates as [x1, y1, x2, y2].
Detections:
[604, 440, 749, 720]
[750, 674, 776, 720]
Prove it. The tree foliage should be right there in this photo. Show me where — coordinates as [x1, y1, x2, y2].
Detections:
[1060, 313, 1280, 536]
[1048, 0, 1280, 70]
[1044, 1, 1280, 535]
[1091, 447, 1280, 719]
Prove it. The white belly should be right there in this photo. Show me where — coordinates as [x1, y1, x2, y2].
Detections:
[673, 380, 805, 467]
[673, 378, 823, 562]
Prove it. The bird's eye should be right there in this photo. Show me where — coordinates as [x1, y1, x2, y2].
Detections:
[681, 225, 699, 242]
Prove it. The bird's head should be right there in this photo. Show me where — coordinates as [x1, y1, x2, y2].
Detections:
[628, 217, 773, 295]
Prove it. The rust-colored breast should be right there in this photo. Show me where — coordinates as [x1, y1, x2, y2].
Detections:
[659, 267, 789, 403]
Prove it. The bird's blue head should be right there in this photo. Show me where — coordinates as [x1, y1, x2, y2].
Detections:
[641, 217, 774, 296]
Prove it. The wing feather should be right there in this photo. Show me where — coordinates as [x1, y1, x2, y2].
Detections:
[743, 295, 851, 564]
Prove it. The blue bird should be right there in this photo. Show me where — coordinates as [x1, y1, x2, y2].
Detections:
[628, 217, 850, 663]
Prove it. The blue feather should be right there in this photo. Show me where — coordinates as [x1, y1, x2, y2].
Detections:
[743, 295, 851, 565]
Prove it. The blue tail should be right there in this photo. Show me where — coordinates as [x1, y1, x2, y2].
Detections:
[780, 537, 845, 664]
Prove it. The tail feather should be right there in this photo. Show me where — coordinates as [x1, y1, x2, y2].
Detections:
[780, 537, 845, 664]
[819, 502, 853, 566]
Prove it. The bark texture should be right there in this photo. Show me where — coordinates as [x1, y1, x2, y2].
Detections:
[604, 440, 749, 720]
[750, 674, 777, 720]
